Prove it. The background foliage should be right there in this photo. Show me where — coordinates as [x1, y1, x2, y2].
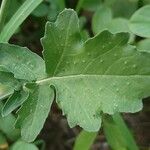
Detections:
[0, 0, 150, 150]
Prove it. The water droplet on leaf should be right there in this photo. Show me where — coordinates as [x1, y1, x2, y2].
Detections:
[127, 82, 130, 85]
[100, 60, 104, 63]
[116, 88, 119, 92]
[133, 64, 137, 68]
[124, 61, 127, 64]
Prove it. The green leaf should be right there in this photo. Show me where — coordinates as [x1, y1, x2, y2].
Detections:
[107, 18, 130, 34]
[47, 0, 65, 21]
[137, 39, 150, 52]
[0, 132, 8, 149]
[2, 90, 29, 117]
[0, 0, 43, 42]
[41, 9, 150, 132]
[81, 0, 103, 11]
[92, 7, 131, 35]
[0, 43, 46, 81]
[92, 5, 112, 34]
[10, 140, 38, 150]
[103, 113, 139, 150]
[0, 102, 20, 141]
[0, 0, 11, 32]
[32, 3, 49, 17]
[0, 72, 20, 100]
[129, 5, 150, 38]
[16, 83, 54, 142]
[73, 130, 97, 150]
[109, 0, 138, 18]
[143, 0, 150, 5]
[42, 9, 82, 76]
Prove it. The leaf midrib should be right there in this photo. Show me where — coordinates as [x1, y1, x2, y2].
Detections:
[36, 74, 149, 85]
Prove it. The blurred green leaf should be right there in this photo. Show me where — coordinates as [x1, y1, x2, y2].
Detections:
[143, 0, 150, 5]
[10, 140, 38, 150]
[81, 0, 102, 11]
[92, 7, 133, 41]
[107, 18, 130, 34]
[47, 0, 65, 21]
[137, 39, 150, 52]
[74, 130, 97, 150]
[0, 132, 8, 149]
[92, 6, 131, 34]
[80, 29, 90, 41]
[103, 113, 139, 150]
[32, 3, 49, 17]
[34, 140, 46, 150]
[110, 0, 138, 18]
[92, 5, 112, 34]
[129, 5, 150, 38]
[0, 102, 20, 141]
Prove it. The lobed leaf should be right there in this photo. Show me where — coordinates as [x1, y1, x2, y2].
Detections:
[41, 9, 150, 131]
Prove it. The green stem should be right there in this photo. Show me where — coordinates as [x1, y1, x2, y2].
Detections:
[0, 0, 10, 32]
[103, 113, 139, 150]
[73, 130, 97, 150]
[0, 0, 43, 42]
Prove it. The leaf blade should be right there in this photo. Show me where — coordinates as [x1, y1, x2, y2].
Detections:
[41, 9, 150, 132]
[0, 72, 20, 100]
[16, 84, 54, 142]
[0, 0, 43, 42]
[2, 90, 29, 117]
[0, 43, 46, 81]
[129, 5, 150, 38]
[10, 140, 38, 150]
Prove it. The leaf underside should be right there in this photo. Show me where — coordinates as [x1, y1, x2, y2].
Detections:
[41, 9, 150, 131]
